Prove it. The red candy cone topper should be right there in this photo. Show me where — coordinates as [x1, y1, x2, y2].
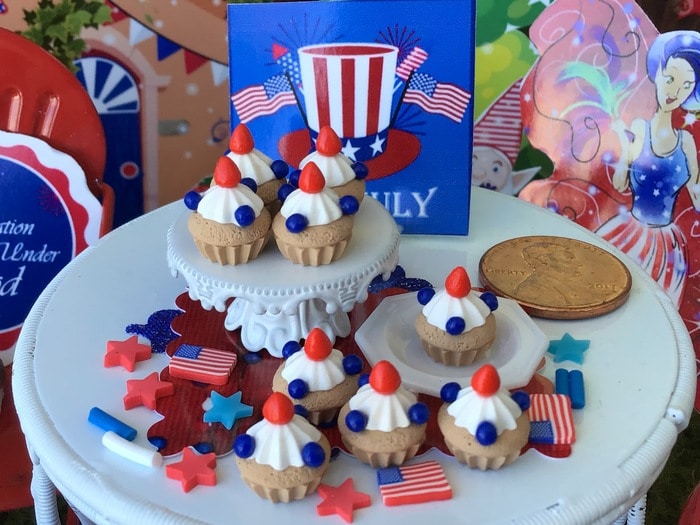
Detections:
[304, 328, 333, 361]
[229, 123, 255, 155]
[445, 266, 471, 298]
[471, 364, 500, 396]
[369, 360, 401, 395]
[298, 162, 327, 194]
[263, 392, 295, 425]
[214, 156, 242, 188]
[315, 125, 342, 156]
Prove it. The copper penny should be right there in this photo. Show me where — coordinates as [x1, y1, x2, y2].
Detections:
[478, 235, 632, 319]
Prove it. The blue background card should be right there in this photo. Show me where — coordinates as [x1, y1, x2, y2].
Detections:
[228, 0, 475, 234]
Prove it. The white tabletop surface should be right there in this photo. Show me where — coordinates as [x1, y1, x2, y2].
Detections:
[13, 188, 697, 525]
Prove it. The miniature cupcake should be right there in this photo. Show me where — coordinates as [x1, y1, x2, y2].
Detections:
[297, 125, 367, 202]
[337, 360, 429, 468]
[226, 123, 289, 215]
[272, 328, 363, 425]
[273, 162, 358, 266]
[185, 156, 271, 265]
[415, 266, 498, 366]
[233, 392, 331, 502]
[438, 364, 530, 470]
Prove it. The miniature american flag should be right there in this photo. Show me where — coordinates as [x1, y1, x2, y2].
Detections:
[396, 46, 429, 80]
[376, 460, 452, 506]
[230, 74, 296, 123]
[169, 344, 237, 386]
[404, 72, 471, 123]
[528, 394, 576, 445]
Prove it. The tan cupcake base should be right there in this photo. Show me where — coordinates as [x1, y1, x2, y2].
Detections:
[272, 214, 353, 266]
[331, 179, 366, 203]
[193, 233, 270, 265]
[415, 312, 496, 366]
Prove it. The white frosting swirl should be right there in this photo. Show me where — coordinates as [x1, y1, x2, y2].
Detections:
[197, 183, 264, 226]
[348, 383, 417, 432]
[245, 414, 322, 470]
[447, 387, 522, 435]
[227, 149, 276, 185]
[280, 187, 342, 226]
[300, 151, 355, 187]
[281, 348, 346, 391]
[422, 290, 491, 331]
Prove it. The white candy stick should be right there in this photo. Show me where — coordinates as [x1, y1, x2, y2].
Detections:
[102, 431, 163, 468]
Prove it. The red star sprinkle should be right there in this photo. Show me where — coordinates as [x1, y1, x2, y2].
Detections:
[104, 335, 151, 372]
[317, 478, 371, 523]
[123, 372, 174, 410]
[165, 447, 217, 492]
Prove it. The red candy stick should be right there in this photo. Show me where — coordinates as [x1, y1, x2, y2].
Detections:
[263, 392, 295, 425]
[214, 156, 242, 188]
[369, 360, 401, 394]
[315, 125, 342, 156]
[229, 123, 255, 154]
[304, 328, 332, 361]
[298, 162, 326, 194]
[445, 266, 471, 298]
[471, 364, 500, 396]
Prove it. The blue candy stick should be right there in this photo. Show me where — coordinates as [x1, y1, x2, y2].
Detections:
[555, 368, 570, 397]
[568, 370, 586, 409]
[88, 407, 137, 441]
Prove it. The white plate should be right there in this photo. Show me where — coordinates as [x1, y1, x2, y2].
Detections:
[355, 292, 548, 396]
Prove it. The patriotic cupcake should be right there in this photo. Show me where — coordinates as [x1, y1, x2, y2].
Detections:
[297, 125, 368, 202]
[185, 156, 271, 265]
[272, 162, 358, 266]
[226, 123, 288, 215]
[415, 266, 498, 366]
[233, 392, 331, 502]
[337, 360, 429, 468]
[272, 328, 363, 425]
[438, 364, 530, 470]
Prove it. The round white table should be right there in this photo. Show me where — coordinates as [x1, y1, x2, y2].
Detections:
[13, 188, 696, 524]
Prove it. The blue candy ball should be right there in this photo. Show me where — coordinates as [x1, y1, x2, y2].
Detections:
[271, 159, 289, 179]
[339, 195, 359, 215]
[475, 421, 498, 446]
[511, 390, 530, 411]
[183, 191, 201, 210]
[440, 382, 461, 403]
[357, 373, 370, 387]
[445, 316, 466, 335]
[417, 287, 435, 305]
[278, 183, 295, 202]
[302, 442, 326, 468]
[282, 340, 302, 358]
[480, 291, 499, 311]
[352, 162, 369, 180]
[288, 378, 308, 399]
[294, 404, 309, 418]
[193, 442, 214, 455]
[345, 410, 367, 432]
[286, 213, 308, 233]
[288, 168, 301, 187]
[235, 205, 256, 227]
[233, 434, 255, 458]
[240, 177, 258, 193]
[342, 354, 363, 375]
[408, 402, 429, 425]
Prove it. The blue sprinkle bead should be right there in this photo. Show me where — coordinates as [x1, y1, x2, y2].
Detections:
[339, 195, 359, 215]
[282, 340, 302, 358]
[352, 162, 369, 180]
[193, 442, 214, 455]
[440, 382, 461, 403]
[271, 159, 289, 179]
[234, 205, 256, 227]
[475, 421, 498, 446]
[286, 213, 308, 233]
[148, 436, 167, 451]
[445, 316, 466, 335]
[408, 402, 429, 425]
[357, 373, 370, 387]
[345, 410, 367, 432]
[240, 177, 258, 193]
[511, 390, 531, 411]
[294, 404, 309, 418]
[302, 442, 326, 468]
[278, 183, 295, 202]
[288, 378, 309, 399]
[183, 191, 201, 211]
[342, 354, 363, 375]
[233, 434, 255, 458]
[417, 287, 435, 305]
[288, 168, 301, 187]
[479, 291, 499, 311]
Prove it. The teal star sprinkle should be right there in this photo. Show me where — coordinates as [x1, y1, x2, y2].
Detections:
[547, 333, 590, 364]
[203, 391, 253, 430]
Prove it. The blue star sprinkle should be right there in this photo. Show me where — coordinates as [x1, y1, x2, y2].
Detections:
[203, 391, 253, 430]
[125, 309, 181, 353]
[368, 265, 433, 293]
[547, 333, 590, 364]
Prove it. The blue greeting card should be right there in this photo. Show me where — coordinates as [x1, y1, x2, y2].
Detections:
[227, 0, 475, 234]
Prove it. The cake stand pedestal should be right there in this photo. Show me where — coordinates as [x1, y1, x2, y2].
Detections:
[167, 197, 400, 356]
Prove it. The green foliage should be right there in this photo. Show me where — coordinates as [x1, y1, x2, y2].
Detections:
[20, 0, 112, 72]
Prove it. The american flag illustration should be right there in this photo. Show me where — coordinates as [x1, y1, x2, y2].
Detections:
[169, 344, 238, 385]
[396, 46, 429, 80]
[473, 79, 523, 164]
[376, 460, 452, 506]
[528, 394, 576, 445]
[231, 75, 297, 123]
[404, 72, 471, 123]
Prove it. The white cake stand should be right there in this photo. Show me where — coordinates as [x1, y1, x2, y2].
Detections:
[167, 197, 399, 356]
